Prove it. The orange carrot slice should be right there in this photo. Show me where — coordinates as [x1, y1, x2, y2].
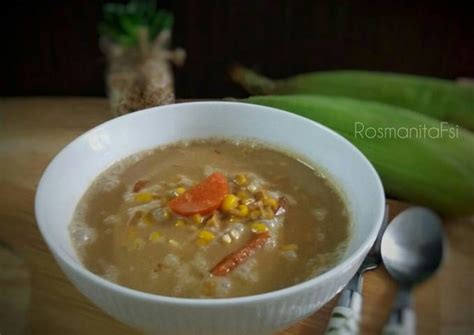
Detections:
[211, 231, 270, 276]
[168, 172, 229, 216]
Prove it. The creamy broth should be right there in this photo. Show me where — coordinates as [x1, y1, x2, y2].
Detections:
[70, 139, 350, 298]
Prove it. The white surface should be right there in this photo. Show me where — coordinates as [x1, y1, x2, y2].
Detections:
[35, 101, 385, 335]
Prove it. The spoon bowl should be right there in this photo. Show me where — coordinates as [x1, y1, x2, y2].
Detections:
[381, 207, 444, 286]
[381, 206, 445, 335]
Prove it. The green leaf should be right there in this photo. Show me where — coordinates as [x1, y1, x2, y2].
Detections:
[98, 0, 174, 46]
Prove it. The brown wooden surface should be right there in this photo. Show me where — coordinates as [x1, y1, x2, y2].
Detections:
[0, 97, 473, 335]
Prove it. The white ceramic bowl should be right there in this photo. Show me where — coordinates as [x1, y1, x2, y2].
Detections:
[35, 101, 385, 335]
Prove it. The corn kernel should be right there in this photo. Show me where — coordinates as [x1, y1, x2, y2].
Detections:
[134, 192, 154, 203]
[250, 210, 261, 220]
[261, 209, 275, 219]
[149, 231, 162, 242]
[221, 194, 239, 212]
[175, 219, 185, 227]
[191, 214, 203, 224]
[263, 197, 278, 209]
[234, 174, 248, 186]
[235, 204, 249, 217]
[198, 230, 215, 241]
[197, 230, 215, 245]
[221, 234, 232, 244]
[237, 191, 250, 200]
[280, 243, 298, 251]
[176, 187, 186, 195]
[251, 222, 268, 233]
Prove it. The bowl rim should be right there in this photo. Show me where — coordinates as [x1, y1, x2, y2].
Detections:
[35, 100, 385, 306]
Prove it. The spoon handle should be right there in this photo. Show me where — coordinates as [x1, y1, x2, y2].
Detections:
[382, 307, 416, 335]
[324, 274, 362, 335]
[382, 288, 416, 335]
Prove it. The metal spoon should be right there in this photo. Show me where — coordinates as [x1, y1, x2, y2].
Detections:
[381, 207, 445, 335]
[325, 206, 389, 335]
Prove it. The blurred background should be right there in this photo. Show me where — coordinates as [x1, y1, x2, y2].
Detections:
[2, 0, 473, 99]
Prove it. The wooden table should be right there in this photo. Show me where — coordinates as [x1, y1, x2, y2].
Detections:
[1, 97, 472, 335]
